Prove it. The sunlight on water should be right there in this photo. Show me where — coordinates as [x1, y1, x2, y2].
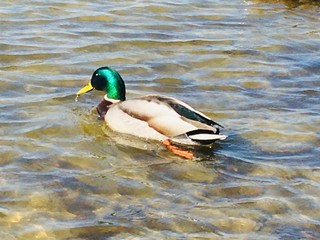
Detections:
[0, 0, 319, 239]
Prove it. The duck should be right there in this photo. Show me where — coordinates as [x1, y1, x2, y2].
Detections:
[77, 66, 227, 159]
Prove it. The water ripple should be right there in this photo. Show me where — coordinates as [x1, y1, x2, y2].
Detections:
[0, 0, 320, 239]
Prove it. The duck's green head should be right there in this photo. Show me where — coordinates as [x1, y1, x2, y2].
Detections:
[77, 67, 126, 101]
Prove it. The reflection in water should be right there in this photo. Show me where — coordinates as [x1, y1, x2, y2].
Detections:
[0, 0, 320, 239]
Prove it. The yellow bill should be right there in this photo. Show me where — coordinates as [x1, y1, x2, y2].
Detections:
[77, 82, 94, 96]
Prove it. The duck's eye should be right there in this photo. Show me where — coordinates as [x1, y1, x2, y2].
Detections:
[92, 74, 106, 90]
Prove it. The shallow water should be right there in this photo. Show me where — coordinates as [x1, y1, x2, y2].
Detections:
[1, 0, 320, 239]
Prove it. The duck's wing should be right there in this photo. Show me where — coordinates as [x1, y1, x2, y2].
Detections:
[140, 95, 223, 128]
[138, 95, 227, 144]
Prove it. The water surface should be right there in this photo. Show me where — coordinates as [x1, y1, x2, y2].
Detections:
[1, 0, 320, 239]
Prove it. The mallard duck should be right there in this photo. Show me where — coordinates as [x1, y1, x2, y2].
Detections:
[77, 67, 227, 158]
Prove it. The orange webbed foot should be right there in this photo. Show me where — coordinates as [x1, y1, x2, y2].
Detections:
[162, 140, 194, 160]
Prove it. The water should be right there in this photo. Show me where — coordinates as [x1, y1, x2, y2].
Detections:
[1, 0, 319, 239]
